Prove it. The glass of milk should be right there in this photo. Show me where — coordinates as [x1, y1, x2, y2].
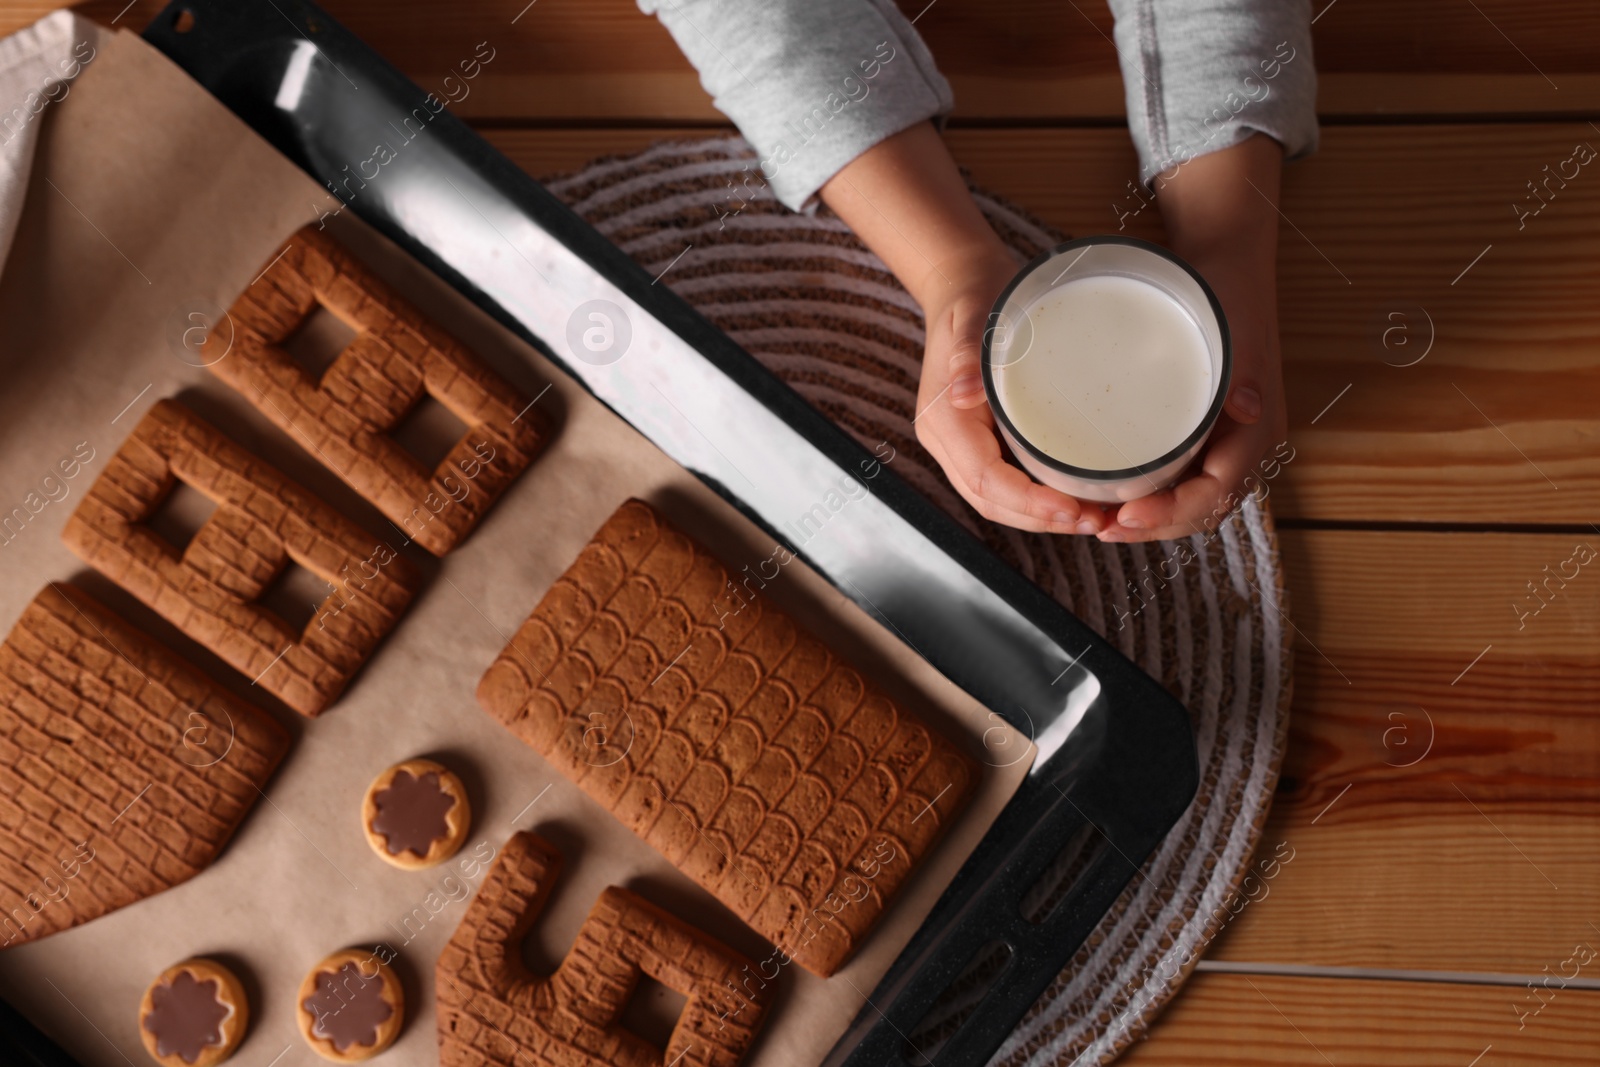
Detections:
[981, 236, 1231, 503]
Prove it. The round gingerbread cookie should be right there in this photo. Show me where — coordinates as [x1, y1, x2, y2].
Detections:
[361, 758, 471, 870]
[296, 949, 405, 1062]
[138, 958, 249, 1067]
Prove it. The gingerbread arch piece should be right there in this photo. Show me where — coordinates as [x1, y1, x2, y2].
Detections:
[0, 584, 289, 947]
[208, 227, 549, 556]
[437, 832, 771, 1067]
[62, 399, 419, 716]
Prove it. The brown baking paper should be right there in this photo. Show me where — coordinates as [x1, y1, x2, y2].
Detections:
[0, 28, 1034, 1067]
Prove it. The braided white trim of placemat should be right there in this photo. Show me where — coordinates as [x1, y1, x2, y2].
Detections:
[545, 136, 1293, 1067]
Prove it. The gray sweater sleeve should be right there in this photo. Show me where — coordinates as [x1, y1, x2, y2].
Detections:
[636, 0, 953, 212]
[639, 0, 1317, 210]
[1108, 0, 1319, 186]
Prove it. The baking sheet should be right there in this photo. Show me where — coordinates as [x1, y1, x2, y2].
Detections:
[0, 27, 1034, 1067]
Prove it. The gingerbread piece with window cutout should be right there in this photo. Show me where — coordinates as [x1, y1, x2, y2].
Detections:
[62, 399, 419, 716]
[205, 227, 549, 556]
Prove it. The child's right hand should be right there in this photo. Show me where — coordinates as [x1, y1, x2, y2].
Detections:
[912, 249, 1107, 536]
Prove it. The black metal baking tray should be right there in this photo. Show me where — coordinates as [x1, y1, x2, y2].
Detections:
[1, 3, 1197, 1064]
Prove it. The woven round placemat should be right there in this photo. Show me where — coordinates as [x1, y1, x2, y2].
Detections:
[545, 136, 1293, 1066]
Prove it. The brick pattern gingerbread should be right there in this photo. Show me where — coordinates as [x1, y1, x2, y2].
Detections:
[208, 226, 548, 556]
[0, 584, 288, 947]
[63, 399, 419, 716]
[437, 831, 770, 1067]
[476, 500, 976, 977]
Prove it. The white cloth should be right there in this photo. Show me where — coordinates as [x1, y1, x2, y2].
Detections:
[0, 10, 101, 277]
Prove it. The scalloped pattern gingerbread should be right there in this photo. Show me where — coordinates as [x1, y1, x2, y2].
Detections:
[476, 499, 975, 976]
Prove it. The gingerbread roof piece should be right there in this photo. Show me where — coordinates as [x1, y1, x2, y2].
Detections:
[476, 500, 976, 976]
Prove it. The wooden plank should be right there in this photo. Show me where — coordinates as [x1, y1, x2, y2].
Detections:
[910, 0, 1600, 80]
[38, 0, 1600, 118]
[1314, 72, 1600, 119]
[0, 1, 66, 31]
[66, 0, 1600, 80]
[1121, 972, 1600, 1065]
[482, 125, 1600, 525]
[483, 127, 715, 181]
[1205, 528, 1600, 974]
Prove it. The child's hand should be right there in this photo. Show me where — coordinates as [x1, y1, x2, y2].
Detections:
[820, 124, 1106, 536]
[1102, 134, 1288, 544]
[914, 249, 1106, 535]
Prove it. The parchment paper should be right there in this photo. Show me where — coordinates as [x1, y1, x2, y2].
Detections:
[0, 29, 1034, 1067]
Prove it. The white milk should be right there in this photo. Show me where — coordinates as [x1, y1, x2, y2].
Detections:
[993, 274, 1214, 470]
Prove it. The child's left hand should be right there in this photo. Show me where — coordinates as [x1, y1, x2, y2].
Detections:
[1100, 134, 1289, 544]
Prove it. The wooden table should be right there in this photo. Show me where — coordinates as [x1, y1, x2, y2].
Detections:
[10, 0, 1600, 1062]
